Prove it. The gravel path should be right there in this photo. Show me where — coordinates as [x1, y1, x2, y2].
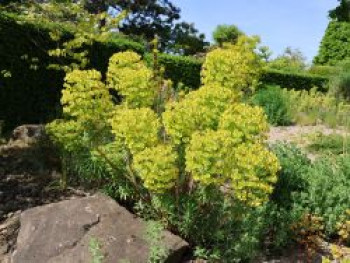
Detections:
[268, 125, 347, 145]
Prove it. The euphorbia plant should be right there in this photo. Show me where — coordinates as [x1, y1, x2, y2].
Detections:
[47, 35, 280, 260]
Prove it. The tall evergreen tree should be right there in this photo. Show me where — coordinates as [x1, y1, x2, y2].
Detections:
[329, 0, 350, 22]
[314, 0, 350, 65]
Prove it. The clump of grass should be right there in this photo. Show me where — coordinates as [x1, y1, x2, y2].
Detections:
[144, 221, 169, 263]
[307, 133, 350, 155]
[89, 237, 104, 263]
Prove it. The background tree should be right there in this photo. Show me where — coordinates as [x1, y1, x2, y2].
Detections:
[212, 24, 243, 46]
[83, 0, 180, 48]
[314, 0, 350, 65]
[258, 45, 273, 62]
[168, 22, 209, 55]
[269, 47, 307, 72]
[329, 0, 350, 22]
[314, 21, 350, 65]
[5, 0, 207, 55]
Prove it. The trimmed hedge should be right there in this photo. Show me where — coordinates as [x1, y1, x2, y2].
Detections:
[158, 53, 202, 90]
[0, 13, 64, 131]
[0, 13, 146, 131]
[261, 69, 329, 92]
[90, 36, 146, 74]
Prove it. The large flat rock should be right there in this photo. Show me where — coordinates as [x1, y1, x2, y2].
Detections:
[11, 194, 188, 263]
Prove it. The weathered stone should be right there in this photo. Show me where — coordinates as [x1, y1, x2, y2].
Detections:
[12, 194, 189, 263]
[0, 212, 20, 262]
[10, 125, 46, 144]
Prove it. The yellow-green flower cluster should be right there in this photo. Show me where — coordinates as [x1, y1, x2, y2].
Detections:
[109, 107, 160, 155]
[133, 145, 178, 192]
[46, 119, 85, 151]
[107, 51, 155, 108]
[162, 84, 238, 144]
[230, 143, 280, 206]
[201, 35, 262, 94]
[49, 69, 113, 151]
[184, 102, 277, 206]
[186, 129, 243, 185]
[219, 103, 269, 142]
[61, 69, 113, 121]
[185, 125, 279, 206]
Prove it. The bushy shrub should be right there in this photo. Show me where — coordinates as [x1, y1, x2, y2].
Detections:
[308, 65, 337, 77]
[267, 143, 350, 250]
[251, 85, 292, 126]
[47, 45, 280, 261]
[307, 133, 350, 155]
[329, 60, 350, 100]
[201, 35, 263, 93]
[268, 143, 350, 245]
[293, 156, 350, 236]
[259, 203, 300, 254]
[270, 143, 310, 209]
[281, 87, 340, 126]
[107, 52, 155, 108]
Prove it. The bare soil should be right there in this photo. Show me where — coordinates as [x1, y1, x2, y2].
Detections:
[0, 137, 88, 261]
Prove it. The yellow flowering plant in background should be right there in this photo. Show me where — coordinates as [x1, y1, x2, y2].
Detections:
[201, 35, 263, 94]
[47, 69, 113, 151]
[107, 52, 156, 108]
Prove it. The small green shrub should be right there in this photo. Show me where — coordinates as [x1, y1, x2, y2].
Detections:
[260, 203, 300, 253]
[270, 143, 310, 209]
[307, 133, 350, 155]
[144, 221, 169, 263]
[268, 143, 350, 249]
[329, 60, 350, 100]
[336, 72, 350, 99]
[251, 85, 292, 126]
[281, 87, 342, 126]
[308, 65, 337, 77]
[293, 156, 350, 236]
[89, 237, 104, 263]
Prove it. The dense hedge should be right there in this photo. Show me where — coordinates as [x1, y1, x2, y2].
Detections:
[314, 21, 350, 65]
[0, 13, 145, 131]
[261, 69, 329, 92]
[89, 36, 146, 73]
[158, 53, 202, 90]
[0, 13, 63, 131]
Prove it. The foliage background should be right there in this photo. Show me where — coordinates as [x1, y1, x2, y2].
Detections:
[0, 12, 329, 131]
[314, 21, 350, 65]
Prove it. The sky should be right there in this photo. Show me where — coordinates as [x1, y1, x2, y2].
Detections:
[173, 0, 338, 62]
